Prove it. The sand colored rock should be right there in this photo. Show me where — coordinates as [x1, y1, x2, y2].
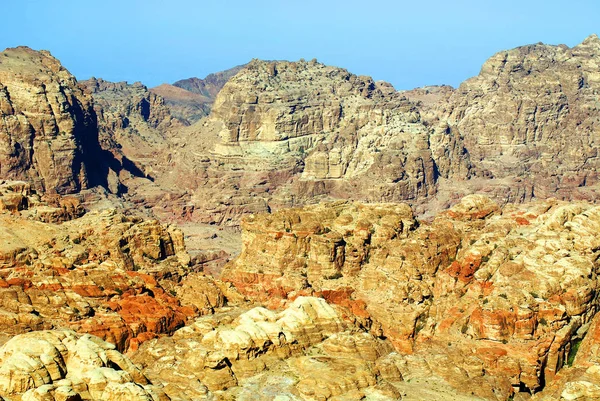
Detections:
[151, 58, 471, 225]
[0, 183, 224, 351]
[132, 296, 410, 400]
[0, 329, 168, 401]
[223, 195, 600, 399]
[0, 47, 107, 194]
[428, 34, 600, 207]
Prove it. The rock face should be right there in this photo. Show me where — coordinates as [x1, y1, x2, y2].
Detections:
[133, 296, 408, 400]
[432, 34, 600, 205]
[5, 36, 600, 227]
[0, 182, 225, 351]
[0, 47, 105, 194]
[151, 35, 600, 225]
[0, 330, 168, 401]
[80, 78, 184, 193]
[222, 196, 600, 399]
[164, 58, 472, 224]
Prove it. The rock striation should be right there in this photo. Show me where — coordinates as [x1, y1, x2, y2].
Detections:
[164, 58, 472, 224]
[0, 330, 169, 401]
[133, 296, 406, 400]
[156, 35, 600, 224]
[430, 34, 600, 205]
[0, 181, 225, 351]
[222, 195, 600, 399]
[0, 47, 105, 194]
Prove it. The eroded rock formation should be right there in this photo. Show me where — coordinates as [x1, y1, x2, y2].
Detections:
[222, 195, 600, 399]
[133, 296, 407, 400]
[0, 330, 169, 401]
[429, 34, 600, 206]
[163, 58, 472, 224]
[0, 47, 104, 194]
[0, 181, 225, 351]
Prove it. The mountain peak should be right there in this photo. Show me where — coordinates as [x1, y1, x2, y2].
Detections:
[581, 33, 600, 47]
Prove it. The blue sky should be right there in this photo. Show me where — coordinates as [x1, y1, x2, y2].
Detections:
[2, 0, 598, 90]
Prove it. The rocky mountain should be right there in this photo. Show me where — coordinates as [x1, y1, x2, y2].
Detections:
[135, 35, 600, 225]
[430, 33, 600, 206]
[160, 58, 472, 224]
[0, 47, 105, 194]
[150, 83, 213, 124]
[2, 34, 600, 401]
[172, 64, 246, 99]
[5, 36, 600, 225]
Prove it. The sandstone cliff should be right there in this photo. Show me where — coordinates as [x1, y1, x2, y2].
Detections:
[163, 58, 472, 224]
[0, 47, 104, 194]
[430, 34, 600, 206]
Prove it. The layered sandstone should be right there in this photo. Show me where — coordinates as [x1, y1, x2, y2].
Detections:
[0, 47, 104, 194]
[160, 35, 600, 225]
[133, 296, 410, 400]
[0, 182, 225, 351]
[431, 34, 600, 205]
[0, 330, 168, 401]
[222, 195, 600, 399]
[163, 58, 472, 224]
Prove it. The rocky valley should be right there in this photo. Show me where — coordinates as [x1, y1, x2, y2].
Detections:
[0, 34, 600, 400]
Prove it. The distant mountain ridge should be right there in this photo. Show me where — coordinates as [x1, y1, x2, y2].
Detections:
[172, 64, 246, 98]
[149, 64, 246, 124]
[2, 35, 600, 224]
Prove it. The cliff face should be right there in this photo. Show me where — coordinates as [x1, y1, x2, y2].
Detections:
[157, 35, 600, 225]
[166, 59, 472, 224]
[80, 78, 184, 193]
[5, 36, 600, 224]
[210, 59, 472, 187]
[434, 34, 600, 204]
[0, 47, 103, 194]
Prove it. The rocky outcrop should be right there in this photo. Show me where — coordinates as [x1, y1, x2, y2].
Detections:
[222, 195, 600, 399]
[154, 35, 600, 225]
[132, 296, 408, 400]
[432, 34, 600, 205]
[0, 182, 225, 351]
[80, 78, 184, 193]
[0, 47, 105, 194]
[0, 330, 168, 400]
[164, 58, 472, 224]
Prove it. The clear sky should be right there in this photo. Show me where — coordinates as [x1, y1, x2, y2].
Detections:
[2, 0, 598, 90]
